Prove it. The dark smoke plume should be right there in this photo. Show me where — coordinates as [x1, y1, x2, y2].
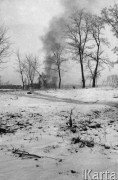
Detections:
[41, 17, 66, 88]
[41, 0, 99, 88]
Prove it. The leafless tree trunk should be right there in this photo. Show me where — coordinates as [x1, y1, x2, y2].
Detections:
[58, 66, 61, 89]
[66, 10, 90, 88]
[45, 43, 67, 89]
[85, 15, 110, 87]
[16, 50, 25, 89]
[24, 54, 39, 89]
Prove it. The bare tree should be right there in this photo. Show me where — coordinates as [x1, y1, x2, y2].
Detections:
[85, 59, 101, 87]
[45, 42, 67, 89]
[24, 54, 39, 88]
[65, 9, 91, 88]
[16, 50, 25, 89]
[0, 25, 11, 68]
[102, 4, 118, 38]
[101, 4, 118, 55]
[85, 15, 110, 87]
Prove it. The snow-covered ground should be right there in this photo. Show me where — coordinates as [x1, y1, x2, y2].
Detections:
[0, 87, 118, 180]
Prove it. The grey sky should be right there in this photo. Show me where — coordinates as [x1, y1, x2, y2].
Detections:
[0, 0, 63, 84]
[0, 0, 117, 85]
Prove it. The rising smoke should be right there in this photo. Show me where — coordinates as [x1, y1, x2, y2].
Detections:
[41, 16, 66, 88]
[41, 0, 111, 87]
[41, 0, 94, 87]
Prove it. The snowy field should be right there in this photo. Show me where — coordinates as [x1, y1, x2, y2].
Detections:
[0, 87, 118, 180]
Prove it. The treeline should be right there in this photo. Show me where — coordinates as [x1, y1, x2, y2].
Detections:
[1, 4, 118, 89]
[40, 4, 118, 89]
[0, 85, 22, 89]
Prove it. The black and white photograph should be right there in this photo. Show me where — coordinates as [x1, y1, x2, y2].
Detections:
[0, 0, 118, 179]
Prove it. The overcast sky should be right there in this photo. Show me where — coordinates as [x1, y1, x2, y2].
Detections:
[0, 0, 117, 85]
[0, 0, 63, 84]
